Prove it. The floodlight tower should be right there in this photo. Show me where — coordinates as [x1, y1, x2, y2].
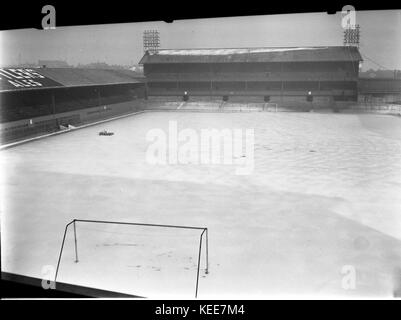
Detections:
[343, 24, 360, 48]
[143, 30, 160, 53]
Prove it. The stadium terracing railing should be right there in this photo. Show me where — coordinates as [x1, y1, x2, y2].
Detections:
[146, 71, 356, 81]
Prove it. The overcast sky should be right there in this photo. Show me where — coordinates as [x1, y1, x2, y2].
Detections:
[1, 10, 400, 71]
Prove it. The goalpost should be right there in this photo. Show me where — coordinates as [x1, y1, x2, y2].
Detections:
[263, 102, 278, 112]
[55, 219, 209, 298]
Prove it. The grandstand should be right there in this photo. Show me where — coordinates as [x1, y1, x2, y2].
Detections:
[139, 46, 362, 110]
[0, 68, 146, 143]
[358, 77, 401, 104]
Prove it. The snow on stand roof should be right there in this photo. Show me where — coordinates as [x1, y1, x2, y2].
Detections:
[0, 68, 145, 93]
[139, 46, 363, 64]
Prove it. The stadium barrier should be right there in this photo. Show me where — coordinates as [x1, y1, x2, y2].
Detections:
[3, 98, 398, 147]
[0, 99, 145, 145]
[351, 103, 401, 114]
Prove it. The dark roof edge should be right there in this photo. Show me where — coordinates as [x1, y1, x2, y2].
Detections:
[0, 81, 144, 94]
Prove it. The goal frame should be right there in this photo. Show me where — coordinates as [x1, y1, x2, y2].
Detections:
[263, 102, 278, 112]
[54, 219, 209, 298]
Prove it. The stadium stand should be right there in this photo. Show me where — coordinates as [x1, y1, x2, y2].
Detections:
[0, 68, 146, 143]
[139, 46, 362, 110]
